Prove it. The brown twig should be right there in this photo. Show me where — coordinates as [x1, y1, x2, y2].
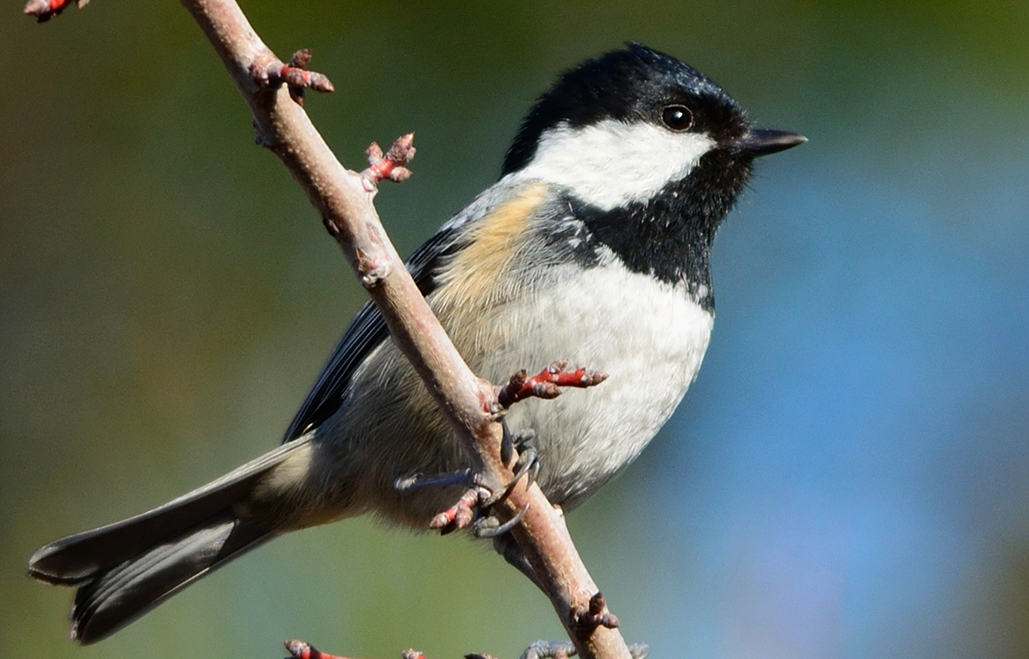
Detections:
[569, 593, 620, 631]
[285, 640, 352, 659]
[285, 640, 430, 659]
[496, 360, 608, 410]
[249, 48, 335, 106]
[170, 1, 631, 657]
[285, 639, 649, 659]
[24, 0, 88, 22]
[361, 133, 416, 190]
[429, 487, 481, 532]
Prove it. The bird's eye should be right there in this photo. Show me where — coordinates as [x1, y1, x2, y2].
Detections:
[662, 105, 694, 131]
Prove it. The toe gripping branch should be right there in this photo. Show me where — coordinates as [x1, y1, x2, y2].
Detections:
[394, 360, 607, 538]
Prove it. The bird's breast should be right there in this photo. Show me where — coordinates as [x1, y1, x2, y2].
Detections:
[441, 257, 715, 508]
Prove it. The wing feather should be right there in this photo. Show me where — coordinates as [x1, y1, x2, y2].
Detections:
[280, 180, 538, 443]
[280, 228, 460, 442]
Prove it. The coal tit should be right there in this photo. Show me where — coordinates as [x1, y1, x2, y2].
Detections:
[29, 43, 805, 643]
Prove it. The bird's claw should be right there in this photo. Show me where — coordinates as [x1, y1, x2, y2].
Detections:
[508, 428, 541, 489]
[473, 503, 530, 539]
[406, 420, 541, 536]
[483, 425, 540, 508]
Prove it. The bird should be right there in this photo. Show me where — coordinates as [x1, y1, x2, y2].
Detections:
[28, 43, 805, 643]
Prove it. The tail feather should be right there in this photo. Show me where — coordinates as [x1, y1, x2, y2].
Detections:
[69, 514, 273, 643]
[28, 437, 309, 643]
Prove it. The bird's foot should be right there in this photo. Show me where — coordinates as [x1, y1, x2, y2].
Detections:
[472, 503, 530, 538]
[483, 423, 539, 507]
[485, 358, 607, 507]
[404, 359, 606, 537]
[394, 422, 537, 535]
[394, 469, 485, 535]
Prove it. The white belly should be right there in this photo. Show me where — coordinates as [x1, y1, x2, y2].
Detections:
[285, 258, 714, 527]
[466, 261, 714, 507]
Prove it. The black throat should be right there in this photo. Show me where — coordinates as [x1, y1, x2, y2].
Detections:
[571, 149, 752, 312]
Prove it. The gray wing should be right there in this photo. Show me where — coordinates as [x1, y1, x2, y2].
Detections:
[280, 177, 532, 443]
[281, 227, 460, 442]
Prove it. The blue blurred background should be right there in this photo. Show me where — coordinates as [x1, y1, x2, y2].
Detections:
[2, 2, 1027, 658]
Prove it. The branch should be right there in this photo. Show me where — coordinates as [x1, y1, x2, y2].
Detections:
[496, 360, 609, 409]
[146, 2, 630, 657]
[284, 639, 649, 659]
[23, 0, 88, 22]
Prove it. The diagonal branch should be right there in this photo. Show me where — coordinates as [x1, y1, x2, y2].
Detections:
[284, 639, 650, 659]
[23, 0, 88, 23]
[167, 2, 632, 657]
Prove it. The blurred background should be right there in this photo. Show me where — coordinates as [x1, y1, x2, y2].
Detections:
[2, 1, 1027, 658]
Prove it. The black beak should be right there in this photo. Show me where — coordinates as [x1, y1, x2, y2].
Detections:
[735, 128, 807, 157]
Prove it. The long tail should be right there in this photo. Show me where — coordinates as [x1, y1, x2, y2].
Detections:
[28, 438, 308, 644]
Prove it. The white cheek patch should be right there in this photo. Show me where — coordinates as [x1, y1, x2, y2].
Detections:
[513, 119, 717, 211]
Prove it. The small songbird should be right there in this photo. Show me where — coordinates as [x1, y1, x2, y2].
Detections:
[29, 43, 805, 643]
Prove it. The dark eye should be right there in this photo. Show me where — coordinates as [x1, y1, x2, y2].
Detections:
[661, 105, 694, 131]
